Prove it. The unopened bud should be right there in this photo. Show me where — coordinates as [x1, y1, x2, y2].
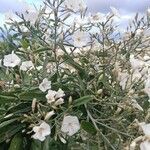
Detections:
[44, 110, 55, 121]
[54, 98, 64, 106]
[59, 136, 66, 144]
[130, 141, 136, 150]
[32, 98, 37, 113]
[98, 74, 103, 81]
[97, 89, 103, 95]
[69, 96, 72, 105]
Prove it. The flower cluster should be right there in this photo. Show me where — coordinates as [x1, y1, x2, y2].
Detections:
[32, 115, 80, 141]
[0, 0, 150, 149]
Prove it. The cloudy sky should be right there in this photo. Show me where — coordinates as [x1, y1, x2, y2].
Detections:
[0, 0, 149, 27]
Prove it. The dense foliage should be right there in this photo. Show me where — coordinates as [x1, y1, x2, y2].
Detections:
[0, 0, 150, 149]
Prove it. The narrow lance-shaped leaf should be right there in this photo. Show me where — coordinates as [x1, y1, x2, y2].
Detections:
[81, 121, 97, 135]
[8, 133, 23, 150]
[73, 95, 94, 107]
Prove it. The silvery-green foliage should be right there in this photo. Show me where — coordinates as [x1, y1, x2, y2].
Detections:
[0, 0, 150, 149]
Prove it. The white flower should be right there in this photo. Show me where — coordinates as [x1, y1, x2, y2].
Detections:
[73, 16, 88, 27]
[140, 123, 150, 136]
[4, 11, 16, 22]
[88, 12, 104, 23]
[110, 6, 121, 18]
[46, 90, 57, 103]
[136, 28, 144, 37]
[117, 72, 129, 90]
[46, 63, 56, 73]
[0, 59, 2, 67]
[20, 61, 34, 71]
[55, 88, 65, 99]
[39, 78, 51, 92]
[144, 55, 150, 66]
[147, 8, 150, 16]
[61, 116, 80, 136]
[144, 78, 150, 98]
[130, 54, 144, 70]
[32, 122, 51, 141]
[46, 88, 65, 104]
[72, 31, 89, 48]
[23, 6, 39, 25]
[140, 140, 150, 150]
[123, 31, 131, 40]
[64, 0, 87, 12]
[3, 52, 21, 68]
[132, 70, 142, 82]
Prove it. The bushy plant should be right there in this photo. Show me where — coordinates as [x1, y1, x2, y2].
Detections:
[0, 0, 150, 149]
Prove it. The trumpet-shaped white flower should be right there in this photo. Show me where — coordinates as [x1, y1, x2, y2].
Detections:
[39, 78, 51, 92]
[46, 89, 65, 104]
[73, 16, 88, 27]
[64, 0, 86, 12]
[22, 4, 39, 25]
[61, 116, 80, 136]
[24, 11, 39, 25]
[138, 122, 150, 150]
[3, 52, 21, 68]
[55, 88, 65, 99]
[46, 90, 57, 103]
[147, 8, 150, 16]
[4, 11, 16, 22]
[140, 140, 150, 150]
[136, 28, 144, 37]
[88, 12, 104, 23]
[72, 31, 89, 48]
[20, 61, 34, 71]
[130, 54, 144, 70]
[132, 70, 142, 82]
[110, 6, 121, 18]
[144, 78, 150, 98]
[117, 72, 129, 90]
[140, 123, 150, 136]
[32, 122, 51, 141]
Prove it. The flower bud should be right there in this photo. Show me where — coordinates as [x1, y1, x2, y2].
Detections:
[97, 89, 103, 95]
[54, 98, 64, 106]
[32, 98, 37, 113]
[44, 110, 55, 121]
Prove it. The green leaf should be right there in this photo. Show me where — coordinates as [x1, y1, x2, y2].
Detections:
[0, 95, 18, 103]
[9, 133, 23, 150]
[81, 121, 97, 135]
[18, 91, 46, 101]
[34, 47, 50, 53]
[42, 135, 50, 150]
[0, 124, 25, 143]
[21, 39, 29, 49]
[6, 102, 31, 115]
[63, 54, 87, 79]
[73, 95, 94, 107]
[0, 118, 18, 129]
[30, 139, 42, 150]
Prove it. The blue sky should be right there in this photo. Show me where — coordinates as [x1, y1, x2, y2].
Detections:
[0, 0, 149, 28]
